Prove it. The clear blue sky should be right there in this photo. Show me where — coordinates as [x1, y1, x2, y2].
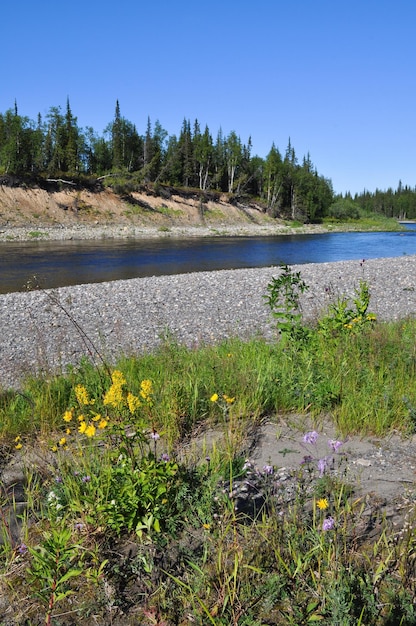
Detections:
[2, 0, 415, 196]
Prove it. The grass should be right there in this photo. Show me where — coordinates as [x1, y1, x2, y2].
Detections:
[2, 318, 416, 443]
[1, 274, 416, 623]
[322, 213, 405, 232]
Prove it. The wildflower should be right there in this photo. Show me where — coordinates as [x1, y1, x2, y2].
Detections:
[111, 370, 126, 387]
[82, 475, 91, 483]
[316, 498, 329, 510]
[55, 476, 63, 483]
[127, 392, 141, 414]
[161, 453, 170, 462]
[301, 455, 314, 465]
[210, 393, 219, 402]
[75, 384, 94, 406]
[263, 464, 274, 475]
[14, 436, 22, 450]
[51, 445, 58, 452]
[223, 394, 235, 404]
[92, 413, 102, 422]
[17, 543, 28, 555]
[203, 523, 211, 530]
[84, 423, 96, 438]
[328, 439, 343, 452]
[63, 409, 74, 422]
[303, 431, 318, 445]
[47, 491, 57, 502]
[103, 384, 124, 408]
[318, 458, 328, 477]
[150, 430, 160, 440]
[77, 413, 85, 422]
[58, 437, 66, 447]
[140, 379, 153, 402]
[78, 421, 87, 434]
[322, 516, 335, 531]
[98, 418, 108, 429]
[66, 428, 71, 435]
[75, 522, 85, 531]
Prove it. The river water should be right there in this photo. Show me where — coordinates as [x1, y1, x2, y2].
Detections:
[1, 225, 415, 294]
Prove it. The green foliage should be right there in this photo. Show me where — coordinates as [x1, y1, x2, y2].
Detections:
[0, 99, 334, 217]
[264, 264, 311, 342]
[318, 279, 377, 337]
[3, 322, 416, 621]
[26, 525, 92, 625]
[328, 197, 361, 220]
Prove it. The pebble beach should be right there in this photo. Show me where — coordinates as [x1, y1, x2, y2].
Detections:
[1, 237, 416, 389]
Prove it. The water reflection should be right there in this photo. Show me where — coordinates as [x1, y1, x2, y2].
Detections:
[0, 227, 415, 294]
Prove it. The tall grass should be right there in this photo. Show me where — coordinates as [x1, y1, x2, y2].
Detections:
[2, 317, 416, 444]
[2, 291, 416, 622]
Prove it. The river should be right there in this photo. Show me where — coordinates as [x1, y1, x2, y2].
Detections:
[0, 225, 415, 294]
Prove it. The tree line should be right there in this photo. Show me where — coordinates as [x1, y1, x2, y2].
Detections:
[1, 99, 415, 220]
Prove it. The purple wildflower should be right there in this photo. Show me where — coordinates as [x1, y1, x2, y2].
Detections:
[161, 453, 170, 462]
[318, 458, 328, 477]
[82, 475, 91, 483]
[18, 543, 28, 555]
[328, 439, 343, 452]
[322, 516, 335, 531]
[151, 430, 160, 440]
[263, 464, 274, 475]
[303, 431, 319, 445]
[301, 454, 314, 465]
[55, 476, 63, 483]
[75, 522, 85, 531]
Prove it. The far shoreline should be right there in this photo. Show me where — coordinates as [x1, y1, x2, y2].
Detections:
[0, 220, 407, 244]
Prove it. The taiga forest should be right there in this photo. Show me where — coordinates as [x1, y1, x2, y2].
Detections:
[1, 99, 415, 220]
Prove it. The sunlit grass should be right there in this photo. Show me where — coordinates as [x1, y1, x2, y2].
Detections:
[2, 310, 416, 623]
[2, 317, 416, 445]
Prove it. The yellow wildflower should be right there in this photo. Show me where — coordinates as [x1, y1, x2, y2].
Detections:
[316, 498, 329, 511]
[14, 436, 22, 450]
[66, 428, 71, 435]
[51, 445, 58, 452]
[63, 409, 74, 423]
[92, 413, 102, 422]
[210, 393, 219, 402]
[103, 384, 124, 408]
[111, 370, 127, 387]
[77, 413, 85, 422]
[98, 418, 108, 429]
[59, 437, 66, 447]
[140, 379, 153, 402]
[78, 421, 87, 434]
[127, 392, 141, 414]
[75, 384, 94, 406]
[84, 423, 96, 438]
[223, 394, 235, 404]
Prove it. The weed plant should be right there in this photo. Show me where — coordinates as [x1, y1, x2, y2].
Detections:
[1, 265, 416, 623]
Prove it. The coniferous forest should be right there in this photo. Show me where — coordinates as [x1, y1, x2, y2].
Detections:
[1, 99, 416, 220]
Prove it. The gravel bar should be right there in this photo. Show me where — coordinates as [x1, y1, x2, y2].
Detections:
[1, 255, 416, 389]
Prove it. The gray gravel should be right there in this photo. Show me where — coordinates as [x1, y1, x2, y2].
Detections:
[1, 255, 416, 389]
